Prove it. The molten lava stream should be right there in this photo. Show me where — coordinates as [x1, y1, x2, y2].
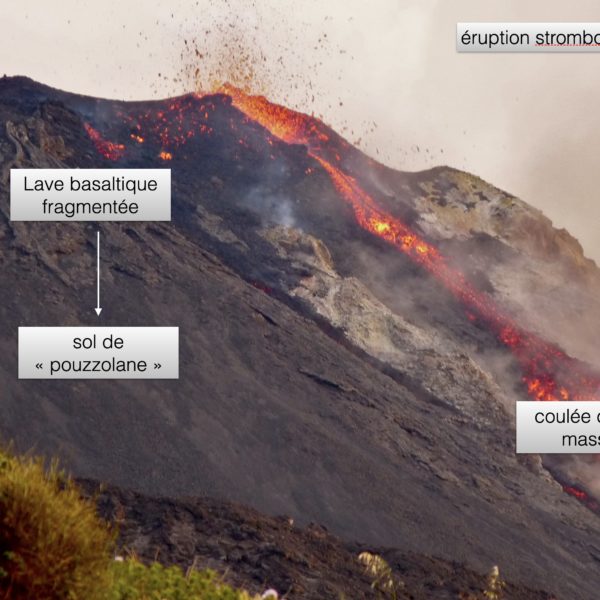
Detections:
[221, 86, 600, 402]
[83, 86, 600, 402]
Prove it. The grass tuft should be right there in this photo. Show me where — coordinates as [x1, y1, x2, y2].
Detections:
[0, 447, 115, 600]
[0, 446, 270, 600]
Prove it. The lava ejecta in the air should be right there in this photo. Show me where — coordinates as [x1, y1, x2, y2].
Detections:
[84, 85, 600, 402]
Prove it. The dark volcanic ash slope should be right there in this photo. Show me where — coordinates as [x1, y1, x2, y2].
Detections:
[1, 76, 600, 599]
[77, 479, 553, 600]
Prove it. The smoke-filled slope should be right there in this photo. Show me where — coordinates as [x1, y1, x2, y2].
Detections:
[2, 76, 600, 599]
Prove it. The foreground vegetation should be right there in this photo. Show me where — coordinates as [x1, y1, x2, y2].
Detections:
[0, 446, 505, 599]
[0, 447, 259, 600]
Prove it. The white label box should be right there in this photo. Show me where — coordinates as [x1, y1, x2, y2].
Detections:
[19, 327, 179, 379]
[517, 401, 600, 453]
[10, 169, 171, 221]
[457, 22, 600, 53]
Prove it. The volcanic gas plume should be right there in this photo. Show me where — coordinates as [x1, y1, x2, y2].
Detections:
[85, 86, 600, 404]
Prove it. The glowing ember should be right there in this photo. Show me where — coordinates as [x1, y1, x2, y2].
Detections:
[84, 123, 125, 161]
[118, 95, 216, 150]
[563, 485, 600, 512]
[159, 151, 173, 161]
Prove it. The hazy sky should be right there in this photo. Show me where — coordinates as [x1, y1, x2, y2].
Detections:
[2, 0, 599, 263]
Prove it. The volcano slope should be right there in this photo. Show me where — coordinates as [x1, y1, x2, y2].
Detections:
[2, 76, 600, 599]
[77, 478, 553, 600]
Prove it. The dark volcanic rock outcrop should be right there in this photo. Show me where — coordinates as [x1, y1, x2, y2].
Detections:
[1, 76, 600, 599]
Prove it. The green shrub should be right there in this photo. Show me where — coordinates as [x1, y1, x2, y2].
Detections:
[0, 447, 115, 600]
[109, 559, 252, 600]
[0, 447, 265, 600]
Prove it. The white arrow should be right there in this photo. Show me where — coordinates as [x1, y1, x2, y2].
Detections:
[95, 230, 102, 316]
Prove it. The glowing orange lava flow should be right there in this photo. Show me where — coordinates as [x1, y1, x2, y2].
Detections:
[562, 485, 600, 512]
[218, 83, 335, 149]
[219, 86, 600, 402]
[83, 86, 600, 401]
